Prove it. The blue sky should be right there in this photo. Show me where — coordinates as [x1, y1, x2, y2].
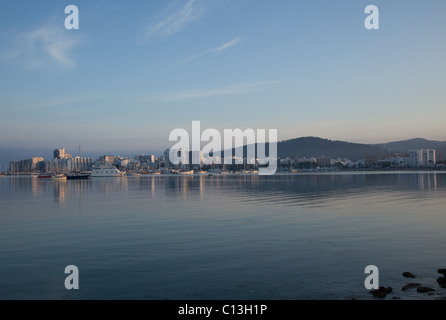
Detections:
[1, 0, 445, 154]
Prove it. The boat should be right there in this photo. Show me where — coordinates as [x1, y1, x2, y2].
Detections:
[52, 174, 67, 180]
[38, 174, 52, 179]
[67, 173, 91, 180]
[142, 170, 161, 175]
[127, 161, 141, 176]
[179, 170, 194, 175]
[197, 170, 208, 174]
[91, 165, 125, 177]
[126, 172, 141, 176]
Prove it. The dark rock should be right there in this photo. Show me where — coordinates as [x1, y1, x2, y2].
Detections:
[402, 272, 417, 278]
[437, 277, 446, 288]
[372, 286, 393, 298]
[402, 283, 422, 291]
[417, 286, 435, 293]
[438, 269, 446, 275]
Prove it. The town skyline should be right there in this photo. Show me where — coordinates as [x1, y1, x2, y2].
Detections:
[2, 135, 446, 174]
[1, 1, 446, 152]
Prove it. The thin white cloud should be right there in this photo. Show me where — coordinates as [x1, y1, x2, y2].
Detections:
[138, 0, 211, 42]
[177, 37, 242, 64]
[156, 81, 281, 102]
[0, 22, 81, 70]
[6, 94, 100, 112]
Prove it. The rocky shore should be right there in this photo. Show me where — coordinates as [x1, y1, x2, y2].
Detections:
[370, 268, 446, 299]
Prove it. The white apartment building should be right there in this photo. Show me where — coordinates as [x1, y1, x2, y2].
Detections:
[410, 149, 436, 167]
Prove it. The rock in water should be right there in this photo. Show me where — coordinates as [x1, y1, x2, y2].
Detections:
[417, 287, 435, 293]
[402, 272, 417, 278]
[438, 269, 446, 275]
[402, 283, 421, 291]
[437, 277, 446, 288]
[372, 286, 393, 298]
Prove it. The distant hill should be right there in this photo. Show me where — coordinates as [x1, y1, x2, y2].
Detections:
[230, 137, 390, 161]
[374, 138, 446, 153]
[374, 138, 446, 161]
[277, 137, 389, 161]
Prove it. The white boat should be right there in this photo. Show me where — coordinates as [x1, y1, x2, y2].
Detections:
[126, 172, 141, 176]
[52, 174, 67, 180]
[91, 165, 125, 177]
[179, 170, 194, 175]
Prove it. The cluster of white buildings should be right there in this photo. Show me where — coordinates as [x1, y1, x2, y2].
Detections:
[6, 146, 441, 174]
[375, 149, 437, 168]
[277, 149, 438, 170]
[9, 157, 45, 173]
[45, 156, 92, 173]
[409, 149, 436, 167]
[278, 156, 359, 170]
[9, 148, 92, 174]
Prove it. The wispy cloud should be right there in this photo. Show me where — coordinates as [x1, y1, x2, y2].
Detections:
[177, 37, 242, 64]
[0, 22, 81, 70]
[138, 0, 212, 42]
[154, 81, 281, 102]
[9, 94, 100, 112]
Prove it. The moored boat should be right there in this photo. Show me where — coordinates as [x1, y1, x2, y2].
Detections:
[179, 170, 194, 175]
[67, 173, 91, 180]
[126, 172, 141, 176]
[52, 174, 67, 180]
[91, 165, 125, 177]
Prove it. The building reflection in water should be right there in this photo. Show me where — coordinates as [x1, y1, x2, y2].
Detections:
[53, 180, 67, 205]
[3, 172, 444, 211]
[416, 173, 437, 191]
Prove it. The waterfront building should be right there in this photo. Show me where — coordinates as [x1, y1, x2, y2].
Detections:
[410, 149, 436, 167]
[99, 155, 115, 164]
[9, 157, 44, 174]
[45, 157, 91, 173]
[53, 148, 71, 159]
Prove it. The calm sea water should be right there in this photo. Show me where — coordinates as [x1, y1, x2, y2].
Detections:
[0, 172, 445, 300]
